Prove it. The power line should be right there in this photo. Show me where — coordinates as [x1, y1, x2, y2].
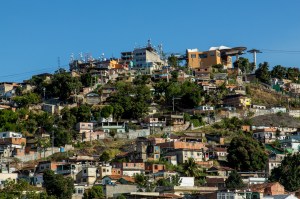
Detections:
[0, 64, 69, 79]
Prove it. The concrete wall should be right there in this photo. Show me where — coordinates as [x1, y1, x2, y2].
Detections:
[104, 184, 137, 199]
[128, 129, 150, 139]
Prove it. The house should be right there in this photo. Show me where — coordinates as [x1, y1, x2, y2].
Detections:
[223, 94, 251, 109]
[253, 128, 278, 143]
[166, 149, 205, 164]
[250, 182, 285, 196]
[216, 191, 262, 199]
[111, 162, 145, 177]
[76, 122, 94, 134]
[76, 166, 98, 185]
[165, 114, 185, 126]
[98, 122, 126, 135]
[206, 166, 233, 177]
[186, 47, 233, 69]
[193, 67, 211, 81]
[0, 82, 19, 97]
[145, 163, 165, 174]
[157, 141, 206, 153]
[0, 131, 22, 138]
[86, 92, 100, 105]
[98, 164, 112, 179]
[206, 176, 227, 188]
[102, 175, 135, 186]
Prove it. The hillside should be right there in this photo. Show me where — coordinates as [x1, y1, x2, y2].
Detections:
[251, 113, 300, 128]
[248, 84, 289, 107]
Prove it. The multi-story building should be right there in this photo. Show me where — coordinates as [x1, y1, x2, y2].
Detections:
[187, 48, 232, 69]
[111, 162, 145, 177]
[223, 94, 251, 109]
[131, 40, 167, 74]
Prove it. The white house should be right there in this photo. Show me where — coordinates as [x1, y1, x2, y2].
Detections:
[0, 132, 22, 138]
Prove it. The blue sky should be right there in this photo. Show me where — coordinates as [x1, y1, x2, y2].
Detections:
[1, 0, 300, 82]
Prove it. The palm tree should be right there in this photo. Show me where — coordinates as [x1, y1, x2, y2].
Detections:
[182, 158, 202, 177]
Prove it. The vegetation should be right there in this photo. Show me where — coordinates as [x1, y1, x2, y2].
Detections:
[43, 169, 74, 199]
[225, 170, 245, 190]
[227, 136, 267, 171]
[269, 153, 300, 192]
[83, 185, 104, 199]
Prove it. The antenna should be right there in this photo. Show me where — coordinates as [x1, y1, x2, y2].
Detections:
[79, 52, 83, 61]
[147, 38, 152, 48]
[70, 53, 74, 62]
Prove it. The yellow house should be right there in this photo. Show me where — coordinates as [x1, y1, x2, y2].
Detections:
[223, 94, 251, 109]
[186, 49, 232, 69]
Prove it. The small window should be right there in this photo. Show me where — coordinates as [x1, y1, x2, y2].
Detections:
[84, 170, 87, 173]
[199, 54, 207, 58]
[210, 51, 215, 56]
[191, 54, 196, 58]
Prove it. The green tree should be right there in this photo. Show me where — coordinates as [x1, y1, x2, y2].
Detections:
[269, 153, 300, 192]
[134, 173, 156, 192]
[116, 194, 126, 199]
[83, 185, 104, 199]
[43, 169, 74, 199]
[227, 136, 267, 171]
[182, 158, 202, 177]
[168, 54, 179, 68]
[234, 57, 254, 74]
[225, 170, 245, 190]
[49, 69, 82, 101]
[12, 92, 41, 108]
[99, 151, 110, 162]
[271, 65, 287, 80]
[180, 81, 202, 108]
[101, 105, 114, 119]
[80, 72, 93, 87]
[76, 104, 92, 122]
[109, 129, 117, 139]
[255, 62, 271, 84]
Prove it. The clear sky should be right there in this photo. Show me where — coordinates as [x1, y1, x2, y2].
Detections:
[1, 0, 300, 82]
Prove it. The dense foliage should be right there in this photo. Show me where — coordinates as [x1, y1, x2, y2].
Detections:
[225, 170, 245, 190]
[269, 153, 300, 192]
[43, 169, 74, 199]
[227, 136, 267, 171]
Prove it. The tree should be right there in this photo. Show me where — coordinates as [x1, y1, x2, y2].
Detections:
[80, 72, 93, 87]
[271, 65, 287, 80]
[225, 170, 245, 190]
[168, 54, 179, 68]
[269, 153, 300, 192]
[134, 173, 156, 192]
[83, 185, 104, 199]
[227, 136, 267, 171]
[99, 151, 110, 162]
[182, 158, 202, 177]
[43, 169, 74, 199]
[48, 69, 82, 101]
[180, 81, 203, 108]
[234, 57, 254, 74]
[116, 194, 126, 199]
[109, 129, 117, 139]
[76, 104, 92, 122]
[12, 92, 41, 108]
[255, 62, 271, 84]
[101, 105, 114, 119]
[156, 175, 182, 186]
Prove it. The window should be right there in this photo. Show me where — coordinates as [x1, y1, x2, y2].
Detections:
[84, 170, 87, 173]
[103, 169, 106, 172]
[210, 51, 215, 56]
[191, 54, 196, 58]
[199, 54, 207, 58]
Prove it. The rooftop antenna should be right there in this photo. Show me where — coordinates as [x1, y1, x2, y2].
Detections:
[101, 53, 105, 61]
[70, 53, 74, 62]
[79, 52, 83, 61]
[147, 38, 152, 48]
[158, 43, 163, 57]
[247, 49, 262, 70]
